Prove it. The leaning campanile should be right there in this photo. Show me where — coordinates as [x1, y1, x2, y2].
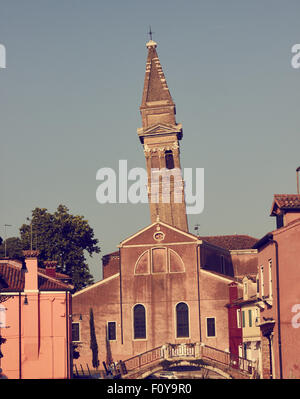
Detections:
[137, 38, 188, 232]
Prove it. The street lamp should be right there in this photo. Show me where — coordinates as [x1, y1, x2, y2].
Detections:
[297, 166, 300, 195]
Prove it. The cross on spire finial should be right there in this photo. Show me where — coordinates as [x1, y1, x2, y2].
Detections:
[148, 26, 154, 41]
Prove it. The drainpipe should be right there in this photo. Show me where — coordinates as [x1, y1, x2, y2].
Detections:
[19, 292, 22, 379]
[196, 244, 202, 342]
[267, 333, 273, 379]
[119, 249, 123, 345]
[269, 238, 283, 379]
[65, 291, 69, 379]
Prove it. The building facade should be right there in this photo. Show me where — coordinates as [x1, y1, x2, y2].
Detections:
[0, 251, 73, 379]
[72, 39, 258, 373]
[253, 194, 300, 379]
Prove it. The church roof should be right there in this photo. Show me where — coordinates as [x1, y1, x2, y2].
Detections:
[198, 235, 258, 251]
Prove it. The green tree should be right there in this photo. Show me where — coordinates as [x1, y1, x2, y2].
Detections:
[20, 205, 100, 292]
[0, 237, 23, 260]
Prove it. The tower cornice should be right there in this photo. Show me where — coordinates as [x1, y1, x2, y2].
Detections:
[137, 123, 182, 144]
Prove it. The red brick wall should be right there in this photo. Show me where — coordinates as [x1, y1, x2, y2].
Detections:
[102, 252, 120, 279]
[261, 334, 271, 379]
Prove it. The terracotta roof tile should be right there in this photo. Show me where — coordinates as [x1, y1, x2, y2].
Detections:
[38, 268, 72, 280]
[199, 235, 258, 251]
[271, 194, 300, 215]
[0, 261, 73, 292]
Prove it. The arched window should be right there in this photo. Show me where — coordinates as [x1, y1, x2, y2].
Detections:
[169, 249, 185, 273]
[165, 150, 174, 170]
[133, 304, 146, 339]
[152, 247, 167, 273]
[135, 250, 150, 275]
[176, 302, 189, 338]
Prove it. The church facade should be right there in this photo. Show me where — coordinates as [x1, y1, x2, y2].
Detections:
[72, 39, 258, 371]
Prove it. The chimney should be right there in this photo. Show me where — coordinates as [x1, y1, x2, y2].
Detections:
[228, 281, 239, 303]
[22, 250, 40, 361]
[44, 260, 57, 278]
[23, 250, 40, 292]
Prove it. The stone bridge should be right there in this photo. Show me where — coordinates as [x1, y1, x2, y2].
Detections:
[116, 343, 257, 379]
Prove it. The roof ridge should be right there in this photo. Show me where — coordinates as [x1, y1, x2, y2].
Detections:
[200, 234, 257, 238]
[38, 270, 73, 290]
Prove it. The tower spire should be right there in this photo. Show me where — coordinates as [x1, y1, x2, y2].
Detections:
[137, 40, 188, 232]
[139, 37, 177, 131]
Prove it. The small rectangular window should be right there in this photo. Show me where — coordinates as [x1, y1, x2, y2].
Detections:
[260, 266, 264, 298]
[207, 317, 216, 337]
[248, 310, 252, 327]
[107, 322, 116, 341]
[220, 255, 225, 274]
[268, 260, 273, 299]
[237, 309, 241, 328]
[243, 343, 247, 359]
[72, 322, 80, 342]
[242, 311, 245, 328]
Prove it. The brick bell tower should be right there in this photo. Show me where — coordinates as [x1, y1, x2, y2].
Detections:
[137, 38, 188, 232]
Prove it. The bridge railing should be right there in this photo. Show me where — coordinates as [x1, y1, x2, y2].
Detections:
[120, 342, 254, 377]
[201, 344, 253, 374]
[123, 345, 163, 372]
[168, 343, 195, 358]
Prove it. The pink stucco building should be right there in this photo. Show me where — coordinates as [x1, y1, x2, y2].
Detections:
[0, 250, 73, 379]
[253, 194, 300, 379]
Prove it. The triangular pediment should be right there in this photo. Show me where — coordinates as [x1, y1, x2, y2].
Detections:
[119, 220, 198, 247]
[138, 123, 182, 136]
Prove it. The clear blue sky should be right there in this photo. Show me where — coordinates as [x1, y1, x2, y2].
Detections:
[1, 0, 300, 281]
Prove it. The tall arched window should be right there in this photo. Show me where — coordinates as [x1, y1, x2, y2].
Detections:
[133, 304, 146, 339]
[176, 302, 189, 338]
